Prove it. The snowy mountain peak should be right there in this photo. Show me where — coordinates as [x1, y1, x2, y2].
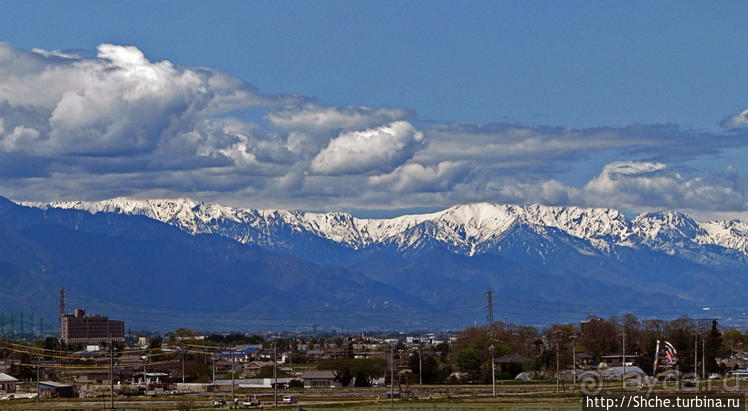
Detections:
[22, 198, 747, 256]
[520, 204, 631, 241]
[631, 210, 705, 248]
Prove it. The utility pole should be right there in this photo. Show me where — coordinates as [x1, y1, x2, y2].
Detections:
[488, 303, 497, 397]
[622, 325, 626, 391]
[694, 334, 698, 379]
[555, 340, 560, 393]
[273, 342, 278, 409]
[418, 343, 422, 385]
[181, 347, 185, 384]
[702, 332, 706, 379]
[490, 344, 496, 397]
[571, 335, 576, 385]
[390, 347, 395, 408]
[36, 356, 40, 403]
[231, 346, 235, 402]
[110, 337, 114, 410]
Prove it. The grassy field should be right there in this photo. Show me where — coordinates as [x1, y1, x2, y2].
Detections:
[1, 381, 746, 410]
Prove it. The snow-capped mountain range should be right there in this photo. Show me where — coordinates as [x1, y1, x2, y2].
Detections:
[25, 198, 748, 258]
[6, 196, 748, 328]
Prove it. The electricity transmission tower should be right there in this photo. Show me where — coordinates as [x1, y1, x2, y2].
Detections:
[485, 290, 494, 325]
[58, 288, 66, 337]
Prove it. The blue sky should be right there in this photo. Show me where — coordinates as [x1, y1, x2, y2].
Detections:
[3, 1, 746, 128]
[0, 1, 746, 218]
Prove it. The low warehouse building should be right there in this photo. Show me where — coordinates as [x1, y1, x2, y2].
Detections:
[39, 381, 75, 398]
[302, 370, 340, 388]
[0, 373, 18, 393]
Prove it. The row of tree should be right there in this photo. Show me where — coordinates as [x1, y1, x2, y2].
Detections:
[447, 315, 741, 383]
[162, 317, 748, 385]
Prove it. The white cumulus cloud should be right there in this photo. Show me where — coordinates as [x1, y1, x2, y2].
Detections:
[368, 161, 469, 193]
[582, 161, 746, 211]
[1, 125, 41, 152]
[267, 104, 410, 132]
[310, 121, 424, 175]
[0, 43, 294, 157]
[721, 109, 748, 128]
[265, 104, 413, 160]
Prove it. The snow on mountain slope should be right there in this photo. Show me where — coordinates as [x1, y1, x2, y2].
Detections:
[699, 220, 748, 253]
[522, 204, 632, 241]
[23, 198, 747, 256]
[631, 211, 706, 253]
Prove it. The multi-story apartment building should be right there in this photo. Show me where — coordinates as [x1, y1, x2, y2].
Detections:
[60, 308, 125, 344]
